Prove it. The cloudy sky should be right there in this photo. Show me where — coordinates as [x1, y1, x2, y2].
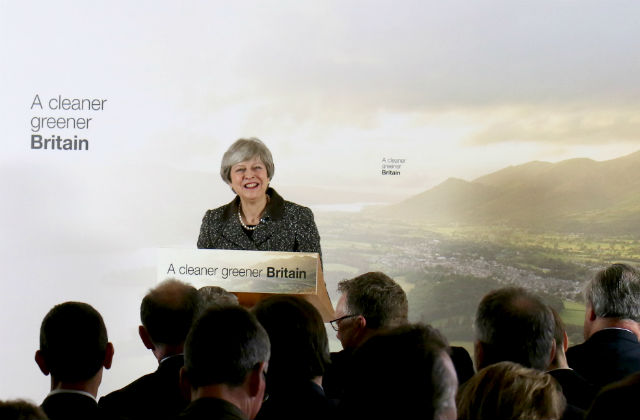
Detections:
[3, 0, 640, 199]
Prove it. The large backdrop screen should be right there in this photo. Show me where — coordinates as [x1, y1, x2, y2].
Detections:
[2, 1, 640, 400]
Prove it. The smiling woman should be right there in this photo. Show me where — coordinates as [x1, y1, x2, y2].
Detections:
[197, 138, 322, 258]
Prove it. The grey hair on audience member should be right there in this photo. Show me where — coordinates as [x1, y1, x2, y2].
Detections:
[198, 286, 239, 310]
[337, 272, 408, 329]
[184, 306, 270, 388]
[585, 263, 640, 321]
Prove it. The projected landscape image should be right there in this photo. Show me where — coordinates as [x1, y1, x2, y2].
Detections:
[319, 151, 640, 349]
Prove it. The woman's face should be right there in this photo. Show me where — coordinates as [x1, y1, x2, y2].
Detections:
[229, 156, 270, 202]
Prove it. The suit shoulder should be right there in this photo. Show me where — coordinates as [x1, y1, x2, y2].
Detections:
[283, 200, 315, 218]
[203, 205, 227, 218]
[99, 372, 156, 406]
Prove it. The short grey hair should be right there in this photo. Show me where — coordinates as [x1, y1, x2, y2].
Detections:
[220, 138, 275, 184]
[184, 306, 270, 388]
[198, 286, 239, 310]
[585, 263, 640, 322]
[338, 272, 408, 329]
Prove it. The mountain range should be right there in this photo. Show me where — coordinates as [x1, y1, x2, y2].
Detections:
[372, 150, 640, 235]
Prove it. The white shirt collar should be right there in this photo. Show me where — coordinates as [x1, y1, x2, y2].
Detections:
[47, 389, 97, 402]
[160, 353, 184, 364]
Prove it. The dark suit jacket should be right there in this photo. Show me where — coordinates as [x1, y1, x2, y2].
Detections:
[548, 368, 598, 411]
[585, 371, 640, 420]
[197, 188, 321, 257]
[42, 391, 104, 420]
[322, 349, 353, 400]
[256, 380, 333, 420]
[178, 397, 247, 420]
[450, 346, 475, 385]
[99, 354, 187, 420]
[566, 328, 640, 388]
[324, 346, 474, 400]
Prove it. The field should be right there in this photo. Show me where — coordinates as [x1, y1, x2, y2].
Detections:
[317, 212, 623, 348]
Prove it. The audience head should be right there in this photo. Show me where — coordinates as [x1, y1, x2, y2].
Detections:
[456, 361, 566, 420]
[198, 285, 239, 309]
[139, 279, 200, 357]
[252, 296, 330, 388]
[474, 287, 554, 370]
[341, 324, 458, 420]
[584, 263, 640, 327]
[36, 301, 113, 385]
[0, 399, 48, 420]
[334, 271, 408, 349]
[182, 306, 270, 419]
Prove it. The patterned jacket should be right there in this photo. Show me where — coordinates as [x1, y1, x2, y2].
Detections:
[197, 188, 321, 259]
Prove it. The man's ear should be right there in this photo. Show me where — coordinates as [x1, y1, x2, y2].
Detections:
[103, 342, 115, 370]
[474, 341, 484, 371]
[355, 315, 367, 330]
[548, 339, 557, 368]
[247, 362, 266, 398]
[139, 325, 155, 350]
[179, 366, 191, 394]
[562, 331, 569, 353]
[35, 350, 49, 376]
[588, 307, 597, 321]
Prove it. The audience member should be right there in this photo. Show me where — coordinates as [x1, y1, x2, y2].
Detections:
[252, 296, 332, 420]
[35, 302, 114, 420]
[323, 272, 408, 398]
[566, 263, 640, 388]
[198, 286, 239, 309]
[474, 287, 555, 371]
[547, 307, 597, 410]
[457, 361, 566, 420]
[0, 399, 48, 420]
[584, 370, 640, 419]
[99, 279, 200, 419]
[339, 324, 458, 420]
[179, 306, 270, 420]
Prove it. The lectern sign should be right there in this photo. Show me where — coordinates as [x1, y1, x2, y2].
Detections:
[157, 248, 334, 320]
[157, 248, 318, 292]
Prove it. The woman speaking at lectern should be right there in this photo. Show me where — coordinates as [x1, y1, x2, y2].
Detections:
[197, 138, 321, 257]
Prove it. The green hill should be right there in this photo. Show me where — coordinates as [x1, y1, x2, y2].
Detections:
[372, 150, 640, 235]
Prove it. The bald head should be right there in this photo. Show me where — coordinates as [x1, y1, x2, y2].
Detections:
[475, 287, 554, 370]
[141, 279, 201, 346]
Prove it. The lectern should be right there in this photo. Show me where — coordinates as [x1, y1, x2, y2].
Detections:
[157, 248, 335, 321]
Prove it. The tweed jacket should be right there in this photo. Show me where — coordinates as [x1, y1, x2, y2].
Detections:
[197, 188, 321, 257]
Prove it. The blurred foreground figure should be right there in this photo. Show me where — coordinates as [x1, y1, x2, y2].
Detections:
[100, 279, 200, 420]
[0, 399, 48, 420]
[339, 324, 458, 420]
[567, 263, 640, 388]
[252, 296, 333, 420]
[585, 370, 640, 420]
[179, 306, 270, 420]
[457, 361, 566, 420]
[35, 302, 114, 420]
